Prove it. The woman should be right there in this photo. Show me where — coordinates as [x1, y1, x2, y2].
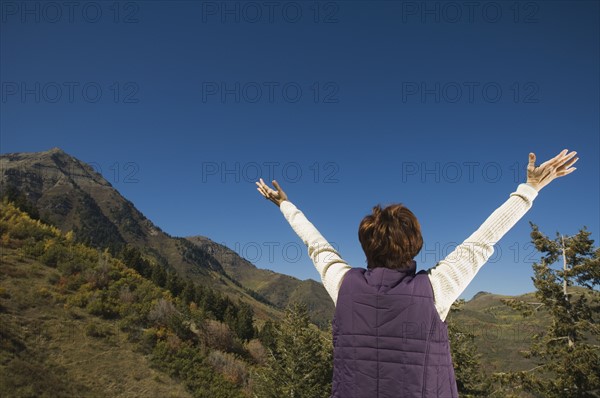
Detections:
[255, 150, 578, 398]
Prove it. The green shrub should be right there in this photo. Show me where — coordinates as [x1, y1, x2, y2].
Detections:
[47, 272, 61, 285]
[40, 240, 69, 267]
[85, 321, 112, 338]
[21, 238, 45, 257]
[58, 259, 85, 275]
[86, 290, 119, 318]
[151, 341, 245, 398]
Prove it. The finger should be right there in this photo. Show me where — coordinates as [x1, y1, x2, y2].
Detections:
[555, 150, 576, 162]
[560, 156, 579, 170]
[528, 153, 536, 171]
[539, 155, 563, 170]
[261, 178, 273, 188]
[557, 152, 577, 167]
[552, 149, 571, 164]
[259, 184, 271, 196]
[257, 178, 272, 191]
[272, 180, 283, 192]
[557, 167, 577, 177]
[548, 152, 576, 172]
[541, 149, 569, 168]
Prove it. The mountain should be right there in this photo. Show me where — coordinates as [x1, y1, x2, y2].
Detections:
[186, 236, 334, 326]
[0, 148, 333, 324]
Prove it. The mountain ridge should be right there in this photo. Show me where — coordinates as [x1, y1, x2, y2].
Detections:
[1, 147, 569, 327]
[0, 147, 334, 325]
[186, 235, 334, 325]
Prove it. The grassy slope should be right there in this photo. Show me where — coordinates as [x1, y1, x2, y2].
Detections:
[0, 250, 192, 398]
[0, 149, 283, 327]
[449, 291, 544, 374]
[449, 287, 598, 375]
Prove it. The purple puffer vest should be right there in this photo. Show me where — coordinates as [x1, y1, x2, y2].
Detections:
[331, 262, 458, 398]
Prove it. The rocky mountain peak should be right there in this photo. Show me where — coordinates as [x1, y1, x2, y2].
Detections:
[0, 148, 334, 325]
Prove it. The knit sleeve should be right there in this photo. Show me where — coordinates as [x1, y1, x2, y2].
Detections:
[427, 183, 539, 322]
[279, 201, 351, 305]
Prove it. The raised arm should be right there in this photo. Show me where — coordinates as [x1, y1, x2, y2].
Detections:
[256, 179, 351, 305]
[428, 149, 578, 321]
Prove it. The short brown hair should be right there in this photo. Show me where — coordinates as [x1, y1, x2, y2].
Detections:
[358, 203, 423, 270]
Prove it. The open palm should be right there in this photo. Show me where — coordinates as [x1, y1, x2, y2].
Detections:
[256, 178, 288, 207]
[527, 149, 578, 191]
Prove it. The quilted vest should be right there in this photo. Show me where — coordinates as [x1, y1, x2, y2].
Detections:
[331, 262, 458, 398]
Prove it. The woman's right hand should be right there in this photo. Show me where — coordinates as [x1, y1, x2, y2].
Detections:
[527, 149, 578, 191]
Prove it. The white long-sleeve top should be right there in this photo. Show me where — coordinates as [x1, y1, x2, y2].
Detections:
[278, 183, 538, 322]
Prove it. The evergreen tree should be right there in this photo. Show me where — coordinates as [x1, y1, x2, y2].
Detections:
[223, 304, 238, 332]
[258, 320, 277, 353]
[181, 280, 196, 305]
[446, 300, 492, 397]
[1, 185, 40, 220]
[234, 301, 255, 342]
[213, 294, 232, 322]
[166, 271, 183, 297]
[119, 245, 152, 279]
[151, 264, 167, 287]
[497, 223, 600, 397]
[253, 303, 332, 398]
[197, 285, 216, 316]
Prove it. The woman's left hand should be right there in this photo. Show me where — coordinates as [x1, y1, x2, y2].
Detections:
[256, 178, 288, 207]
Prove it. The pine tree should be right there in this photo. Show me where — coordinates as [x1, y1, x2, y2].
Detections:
[223, 304, 238, 332]
[447, 300, 491, 397]
[258, 320, 277, 353]
[151, 264, 167, 287]
[165, 271, 183, 297]
[181, 280, 196, 305]
[234, 301, 255, 342]
[253, 303, 332, 398]
[497, 223, 600, 397]
[1, 185, 40, 220]
[119, 245, 153, 279]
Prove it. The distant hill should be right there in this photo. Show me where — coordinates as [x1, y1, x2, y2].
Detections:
[448, 287, 598, 375]
[0, 148, 333, 325]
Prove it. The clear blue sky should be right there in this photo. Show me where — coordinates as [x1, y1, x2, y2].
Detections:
[1, 1, 598, 300]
